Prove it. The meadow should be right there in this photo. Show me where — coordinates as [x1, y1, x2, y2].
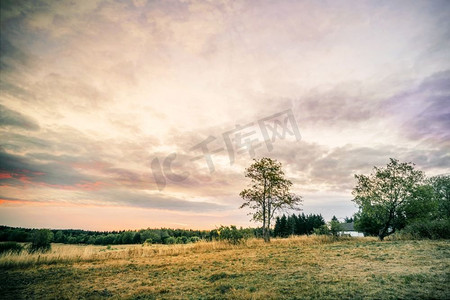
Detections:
[1, 236, 449, 299]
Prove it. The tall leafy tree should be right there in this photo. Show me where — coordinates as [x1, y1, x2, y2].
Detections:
[352, 158, 425, 240]
[428, 175, 450, 219]
[240, 158, 302, 242]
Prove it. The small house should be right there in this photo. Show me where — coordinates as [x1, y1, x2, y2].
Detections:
[339, 222, 364, 237]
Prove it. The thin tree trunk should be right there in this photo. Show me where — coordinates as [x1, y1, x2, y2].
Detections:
[263, 176, 268, 242]
[266, 199, 271, 242]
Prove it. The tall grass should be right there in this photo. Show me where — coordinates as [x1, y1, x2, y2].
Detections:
[0, 240, 235, 268]
[0, 235, 372, 269]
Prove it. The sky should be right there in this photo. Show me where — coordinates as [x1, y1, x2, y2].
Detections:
[1, 0, 449, 231]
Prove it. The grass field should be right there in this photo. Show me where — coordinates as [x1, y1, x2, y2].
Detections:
[1, 236, 449, 299]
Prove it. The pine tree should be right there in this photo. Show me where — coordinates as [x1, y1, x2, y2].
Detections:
[279, 215, 288, 237]
[287, 215, 296, 236]
[296, 213, 307, 235]
[274, 217, 281, 237]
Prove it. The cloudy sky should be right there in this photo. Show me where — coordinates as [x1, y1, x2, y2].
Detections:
[1, 0, 449, 230]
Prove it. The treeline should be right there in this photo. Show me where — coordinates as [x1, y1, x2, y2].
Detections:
[273, 213, 326, 237]
[0, 214, 332, 246]
[0, 227, 215, 245]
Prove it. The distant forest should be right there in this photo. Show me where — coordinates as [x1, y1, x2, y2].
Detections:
[0, 214, 328, 245]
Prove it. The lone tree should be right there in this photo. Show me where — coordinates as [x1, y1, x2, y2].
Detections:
[239, 157, 302, 242]
[352, 158, 425, 240]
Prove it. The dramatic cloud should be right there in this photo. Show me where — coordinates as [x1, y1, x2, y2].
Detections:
[1, 0, 449, 229]
[0, 104, 40, 130]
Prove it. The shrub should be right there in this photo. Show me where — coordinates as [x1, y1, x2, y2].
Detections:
[0, 242, 24, 255]
[177, 236, 189, 244]
[217, 226, 246, 245]
[400, 219, 450, 239]
[29, 229, 53, 253]
[329, 220, 343, 237]
[165, 237, 177, 244]
[313, 225, 330, 235]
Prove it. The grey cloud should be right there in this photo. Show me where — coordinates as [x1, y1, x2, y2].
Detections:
[402, 147, 450, 171]
[307, 144, 450, 192]
[93, 189, 230, 212]
[309, 146, 393, 191]
[0, 104, 40, 130]
[0, 149, 101, 187]
[0, 81, 36, 103]
[385, 70, 450, 144]
[292, 84, 379, 128]
[0, 36, 34, 71]
[0, 133, 49, 153]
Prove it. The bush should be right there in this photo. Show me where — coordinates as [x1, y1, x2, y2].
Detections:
[400, 219, 450, 239]
[165, 237, 177, 244]
[313, 225, 330, 235]
[217, 226, 246, 245]
[329, 220, 343, 237]
[0, 242, 24, 255]
[29, 229, 53, 253]
[177, 236, 189, 244]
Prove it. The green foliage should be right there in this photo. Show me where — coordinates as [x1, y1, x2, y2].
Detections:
[428, 175, 450, 219]
[352, 158, 425, 240]
[160, 230, 170, 242]
[0, 226, 213, 246]
[29, 229, 53, 253]
[354, 204, 386, 236]
[0, 226, 31, 242]
[274, 213, 326, 237]
[329, 220, 343, 236]
[313, 225, 330, 235]
[216, 226, 246, 245]
[165, 237, 176, 244]
[132, 232, 141, 244]
[121, 231, 134, 244]
[353, 163, 450, 240]
[190, 236, 200, 243]
[240, 157, 302, 242]
[312, 221, 343, 237]
[344, 217, 354, 223]
[399, 219, 450, 239]
[0, 242, 24, 255]
[54, 231, 66, 243]
[401, 184, 437, 225]
[175, 236, 188, 244]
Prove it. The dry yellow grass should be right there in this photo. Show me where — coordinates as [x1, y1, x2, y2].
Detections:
[0, 240, 240, 268]
[0, 236, 357, 268]
[1, 236, 449, 299]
